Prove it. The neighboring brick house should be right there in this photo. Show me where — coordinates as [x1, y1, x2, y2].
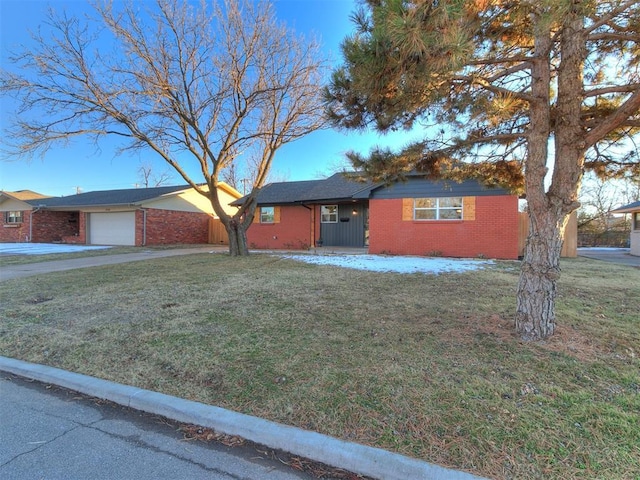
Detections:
[0, 184, 241, 246]
[237, 172, 520, 259]
[0, 190, 52, 243]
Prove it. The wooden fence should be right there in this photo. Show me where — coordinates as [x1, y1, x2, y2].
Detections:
[518, 211, 577, 258]
[208, 218, 229, 245]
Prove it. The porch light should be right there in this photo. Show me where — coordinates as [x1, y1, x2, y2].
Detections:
[352, 208, 358, 215]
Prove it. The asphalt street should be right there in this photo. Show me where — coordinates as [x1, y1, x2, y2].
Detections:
[577, 247, 640, 267]
[0, 374, 316, 480]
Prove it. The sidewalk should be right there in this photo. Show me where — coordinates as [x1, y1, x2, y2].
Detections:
[0, 246, 225, 281]
[0, 357, 485, 480]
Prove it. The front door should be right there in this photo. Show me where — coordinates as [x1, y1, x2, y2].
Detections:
[320, 203, 366, 247]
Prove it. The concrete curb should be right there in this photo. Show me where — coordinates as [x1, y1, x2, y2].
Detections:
[1, 356, 485, 480]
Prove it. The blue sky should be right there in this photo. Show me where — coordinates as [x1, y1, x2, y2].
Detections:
[0, 0, 421, 197]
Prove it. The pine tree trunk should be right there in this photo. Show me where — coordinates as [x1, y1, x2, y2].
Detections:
[515, 209, 567, 340]
[515, 5, 586, 341]
[515, 18, 559, 342]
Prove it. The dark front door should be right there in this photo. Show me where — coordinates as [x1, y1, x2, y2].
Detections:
[320, 203, 366, 247]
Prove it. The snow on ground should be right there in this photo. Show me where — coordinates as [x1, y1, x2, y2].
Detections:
[0, 243, 111, 255]
[578, 247, 630, 252]
[280, 254, 493, 274]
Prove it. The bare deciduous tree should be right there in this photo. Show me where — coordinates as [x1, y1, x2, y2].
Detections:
[1, 0, 327, 255]
[137, 161, 174, 188]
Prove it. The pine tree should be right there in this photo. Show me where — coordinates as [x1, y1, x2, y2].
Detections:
[325, 0, 640, 340]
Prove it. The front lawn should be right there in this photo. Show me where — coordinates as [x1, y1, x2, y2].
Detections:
[0, 254, 638, 479]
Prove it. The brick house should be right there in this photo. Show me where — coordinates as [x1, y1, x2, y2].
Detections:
[0, 190, 52, 243]
[0, 184, 240, 246]
[238, 172, 520, 259]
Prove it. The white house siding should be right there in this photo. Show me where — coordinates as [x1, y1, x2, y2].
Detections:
[143, 186, 240, 217]
[631, 230, 640, 256]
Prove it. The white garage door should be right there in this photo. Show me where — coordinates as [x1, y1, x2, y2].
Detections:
[88, 212, 136, 245]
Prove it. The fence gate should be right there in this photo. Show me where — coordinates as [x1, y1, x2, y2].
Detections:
[208, 218, 229, 245]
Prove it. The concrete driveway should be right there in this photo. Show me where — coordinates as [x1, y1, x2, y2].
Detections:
[577, 247, 640, 267]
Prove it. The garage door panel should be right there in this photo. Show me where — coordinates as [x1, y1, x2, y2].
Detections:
[88, 212, 136, 245]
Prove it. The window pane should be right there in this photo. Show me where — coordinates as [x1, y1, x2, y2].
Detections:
[439, 208, 462, 220]
[261, 206, 274, 223]
[415, 209, 436, 220]
[439, 197, 462, 208]
[414, 198, 436, 208]
[321, 205, 338, 223]
[6, 211, 23, 223]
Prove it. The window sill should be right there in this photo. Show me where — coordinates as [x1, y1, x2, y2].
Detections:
[3, 224, 22, 228]
[411, 220, 464, 223]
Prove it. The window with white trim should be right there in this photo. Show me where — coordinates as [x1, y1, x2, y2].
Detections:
[634, 212, 640, 230]
[4, 211, 24, 224]
[321, 205, 338, 223]
[260, 206, 275, 223]
[414, 198, 463, 220]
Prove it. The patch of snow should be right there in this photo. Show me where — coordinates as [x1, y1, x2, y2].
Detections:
[578, 247, 630, 252]
[279, 254, 493, 274]
[0, 243, 111, 255]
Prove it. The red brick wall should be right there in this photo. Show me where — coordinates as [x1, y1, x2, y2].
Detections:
[0, 210, 32, 242]
[369, 196, 519, 259]
[246, 205, 312, 249]
[31, 211, 81, 243]
[141, 208, 212, 245]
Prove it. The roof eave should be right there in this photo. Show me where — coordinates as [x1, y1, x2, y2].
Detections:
[33, 202, 143, 210]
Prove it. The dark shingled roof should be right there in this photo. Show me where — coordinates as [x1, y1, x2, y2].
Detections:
[612, 200, 640, 213]
[233, 173, 376, 206]
[248, 179, 325, 205]
[26, 185, 191, 208]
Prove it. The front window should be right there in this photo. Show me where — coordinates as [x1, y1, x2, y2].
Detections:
[414, 198, 462, 220]
[260, 206, 275, 223]
[4, 211, 24, 224]
[634, 212, 640, 231]
[321, 205, 338, 223]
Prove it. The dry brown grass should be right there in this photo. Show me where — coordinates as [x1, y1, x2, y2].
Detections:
[0, 253, 638, 479]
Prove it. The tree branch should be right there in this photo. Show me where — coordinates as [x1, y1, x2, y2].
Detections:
[585, 89, 640, 148]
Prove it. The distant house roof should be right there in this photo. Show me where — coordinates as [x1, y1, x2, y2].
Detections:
[233, 173, 375, 206]
[24, 182, 240, 209]
[1, 190, 51, 201]
[612, 200, 640, 214]
[26, 185, 193, 208]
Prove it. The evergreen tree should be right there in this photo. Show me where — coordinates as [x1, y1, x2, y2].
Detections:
[325, 0, 640, 340]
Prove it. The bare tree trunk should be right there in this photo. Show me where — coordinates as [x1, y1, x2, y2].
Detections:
[226, 219, 249, 256]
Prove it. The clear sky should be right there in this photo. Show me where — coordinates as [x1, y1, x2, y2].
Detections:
[0, 0, 421, 197]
